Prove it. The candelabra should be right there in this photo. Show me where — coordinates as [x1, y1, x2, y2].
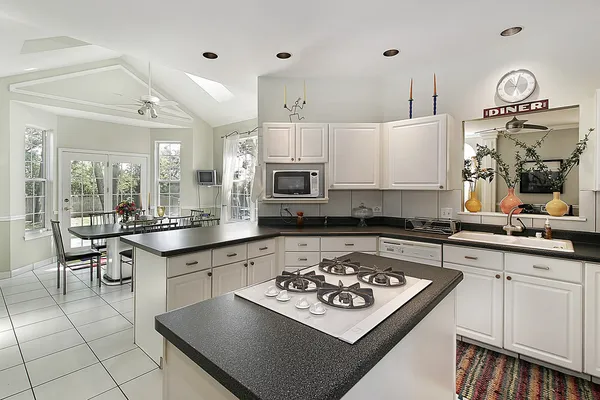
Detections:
[284, 97, 306, 122]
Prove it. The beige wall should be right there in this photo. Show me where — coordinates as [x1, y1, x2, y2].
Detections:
[495, 128, 580, 206]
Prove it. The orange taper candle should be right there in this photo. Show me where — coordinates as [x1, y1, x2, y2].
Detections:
[433, 73, 437, 95]
[409, 78, 413, 100]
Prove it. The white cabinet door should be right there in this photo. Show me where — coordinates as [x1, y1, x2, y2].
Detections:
[248, 254, 279, 285]
[383, 115, 447, 190]
[263, 123, 295, 163]
[504, 273, 582, 371]
[445, 263, 503, 347]
[329, 123, 380, 189]
[212, 261, 248, 297]
[585, 263, 600, 378]
[295, 123, 328, 163]
[167, 270, 212, 311]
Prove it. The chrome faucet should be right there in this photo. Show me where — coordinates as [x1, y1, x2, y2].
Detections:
[503, 205, 528, 236]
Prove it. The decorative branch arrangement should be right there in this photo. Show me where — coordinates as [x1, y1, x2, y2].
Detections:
[462, 156, 494, 191]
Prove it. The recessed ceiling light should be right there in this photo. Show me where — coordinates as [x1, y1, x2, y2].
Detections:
[24, 67, 38, 71]
[276, 52, 292, 60]
[383, 49, 400, 57]
[203, 52, 218, 60]
[185, 73, 234, 103]
[500, 26, 523, 37]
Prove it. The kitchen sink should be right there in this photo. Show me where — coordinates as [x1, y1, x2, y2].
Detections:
[448, 231, 574, 253]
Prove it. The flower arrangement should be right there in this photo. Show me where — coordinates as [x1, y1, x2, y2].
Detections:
[115, 199, 137, 222]
[462, 156, 494, 191]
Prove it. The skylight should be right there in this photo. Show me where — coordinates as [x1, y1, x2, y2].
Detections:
[185, 73, 234, 103]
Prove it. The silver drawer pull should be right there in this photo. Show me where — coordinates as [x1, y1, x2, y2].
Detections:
[298, 257, 308, 261]
[464, 256, 478, 260]
[259, 246, 269, 251]
[533, 265, 550, 270]
[298, 243, 308, 247]
[227, 253, 238, 257]
[344, 243, 355, 247]
[185, 261, 199, 266]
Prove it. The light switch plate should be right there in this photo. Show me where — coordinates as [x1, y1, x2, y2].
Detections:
[441, 208, 452, 219]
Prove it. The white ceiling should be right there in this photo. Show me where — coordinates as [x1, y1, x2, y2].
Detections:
[1, 0, 599, 127]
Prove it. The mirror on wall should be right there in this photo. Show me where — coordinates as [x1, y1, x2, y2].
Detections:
[463, 106, 580, 216]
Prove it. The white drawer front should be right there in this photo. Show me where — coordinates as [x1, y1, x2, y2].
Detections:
[212, 244, 248, 267]
[505, 253, 582, 283]
[321, 251, 377, 260]
[321, 236, 377, 252]
[443, 245, 503, 271]
[248, 238, 276, 259]
[167, 250, 212, 278]
[285, 251, 321, 267]
[285, 237, 320, 252]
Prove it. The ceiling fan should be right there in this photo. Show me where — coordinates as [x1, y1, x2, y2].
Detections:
[114, 63, 178, 119]
[474, 116, 549, 135]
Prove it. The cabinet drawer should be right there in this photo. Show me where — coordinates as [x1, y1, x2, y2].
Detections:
[285, 251, 321, 267]
[505, 253, 582, 283]
[285, 237, 320, 252]
[321, 251, 377, 260]
[212, 244, 248, 267]
[443, 245, 503, 271]
[248, 238, 276, 259]
[321, 236, 377, 252]
[167, 250, 212, 278]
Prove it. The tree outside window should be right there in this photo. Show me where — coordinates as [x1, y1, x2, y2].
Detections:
[229, 137, 257, 222]
[157, 142, 181, 216]
[25, 127, 47, 231]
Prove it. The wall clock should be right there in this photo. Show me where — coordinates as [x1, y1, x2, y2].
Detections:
[496, 69, 537, 103]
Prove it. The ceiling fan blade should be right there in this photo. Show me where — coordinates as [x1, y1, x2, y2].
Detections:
[521, 124, 548, 130]
[113, 103, 142, 107]
[472, 127, 502, 135]
[157, 100, 178, 107]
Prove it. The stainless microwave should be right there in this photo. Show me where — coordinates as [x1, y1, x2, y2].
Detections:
[272, 170, 320, 198]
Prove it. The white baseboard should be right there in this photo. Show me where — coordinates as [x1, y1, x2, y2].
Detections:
[0, 271, 10, 280]
[10, 263, 33, 277]
[34, 257, 56, 269]
[519, 354, 589, 380]
[460, 337, 519, 358]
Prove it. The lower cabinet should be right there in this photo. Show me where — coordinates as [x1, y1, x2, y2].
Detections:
[212, 261, 248, 297]
[445, 262, 503, 348]
[504, 273, 582, 371]
[167, 270, 212, 311]
[585, 263, 600, 378]
[248, 254, 278, 286]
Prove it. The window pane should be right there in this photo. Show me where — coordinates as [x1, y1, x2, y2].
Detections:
[25, 182, 34, 196]
[26, 198, 33, 214]
[157, 142, 181, 216]
[169, 182, 180, 193]
[35, 182, 45, 196]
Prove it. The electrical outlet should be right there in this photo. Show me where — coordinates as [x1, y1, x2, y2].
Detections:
[441, 208, 453, 219]
[373, 206, 382, 214]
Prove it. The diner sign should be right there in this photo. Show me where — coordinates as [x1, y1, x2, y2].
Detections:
[483, 99, 549, 118]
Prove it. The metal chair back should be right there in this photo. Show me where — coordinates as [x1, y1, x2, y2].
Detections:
[167, 216, 193, 229]
[90, 211, 117, 225]
[50, 220, 67, 265]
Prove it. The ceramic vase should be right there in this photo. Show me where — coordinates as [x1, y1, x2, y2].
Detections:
[465, 191, 482, 213]
[546, 192, 568, 217]
[500, 187, 523, 214]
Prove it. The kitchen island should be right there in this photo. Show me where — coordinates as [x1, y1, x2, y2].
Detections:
[154, 253, 463, 400]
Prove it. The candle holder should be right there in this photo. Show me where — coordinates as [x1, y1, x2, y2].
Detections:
[408, 99, 413, 119]
[432, 94, 438, 116]
[283, 97, 307, 122]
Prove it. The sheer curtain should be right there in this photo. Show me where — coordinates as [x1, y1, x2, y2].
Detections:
[221, 136, 239, 224]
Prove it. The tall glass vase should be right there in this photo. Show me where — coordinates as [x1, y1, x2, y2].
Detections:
[500, 187, 523, 214]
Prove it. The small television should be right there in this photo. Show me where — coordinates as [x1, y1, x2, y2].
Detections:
[519, 159, 563, 194]
[196, 170, 219, 186]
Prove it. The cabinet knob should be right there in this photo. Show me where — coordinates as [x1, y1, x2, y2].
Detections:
[207, 272, 213, 277]
[250, 261, 255, 266]
[291, 157, 295, 161]
[495, 274, 501, 279]
[243, 263, 248, 268]
[506, 276, 512, 281]
[298, 157, 301, 161]
[439, 185, 444, 189]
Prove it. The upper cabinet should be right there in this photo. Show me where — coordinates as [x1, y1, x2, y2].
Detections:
[382, 114, 461, 190]
[329, 123, 381, 190]
[263, 123, 328, 163]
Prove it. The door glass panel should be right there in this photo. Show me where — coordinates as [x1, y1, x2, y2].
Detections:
[112, 162, 142, 211]
[69, 160, 105, 248]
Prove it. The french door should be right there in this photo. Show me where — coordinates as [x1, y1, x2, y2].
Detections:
[59, 150, 148, 252]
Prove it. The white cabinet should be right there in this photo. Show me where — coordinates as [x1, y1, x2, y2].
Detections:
[212, 261, 248, 297]
[585, 263, 600, 378]
[167, 270, 212, 311]
[383, 114, 458, 190]
[248, 254, 278, 285]
[262, 123, 328, 163]
[596, 89, 600, 190]
[504, 273, 582, 371]
[445, 262, 503, 347]
[328, 123, 380, 189]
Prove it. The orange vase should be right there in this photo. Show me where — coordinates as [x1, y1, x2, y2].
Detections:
[500, 187, 523, 214]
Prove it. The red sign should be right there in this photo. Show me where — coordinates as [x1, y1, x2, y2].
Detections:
[483, 99, 549, 118]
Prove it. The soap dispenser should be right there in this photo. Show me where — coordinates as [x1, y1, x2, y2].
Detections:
[544, 218, 552, 240]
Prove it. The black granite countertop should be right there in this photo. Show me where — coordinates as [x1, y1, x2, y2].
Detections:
[155, 253, 463, 400]
[122, 221, 600, 263]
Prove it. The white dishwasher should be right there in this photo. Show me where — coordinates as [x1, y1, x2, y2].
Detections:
[379, 237, 442, 267]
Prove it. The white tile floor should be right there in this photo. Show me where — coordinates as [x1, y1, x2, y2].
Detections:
[0, 263, 161, 400]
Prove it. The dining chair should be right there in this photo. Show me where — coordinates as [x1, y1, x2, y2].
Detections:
[167, 216, 193, 229]
[50, 220, 102, 295]
[89, 211, 118, 251]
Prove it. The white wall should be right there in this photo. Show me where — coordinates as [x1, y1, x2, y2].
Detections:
[213, 119, 258, 177]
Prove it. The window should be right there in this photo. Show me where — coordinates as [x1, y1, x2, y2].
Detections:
[224, 136, 258, 222]
[25, 127, 48, 231]
[156, 142, 181, 217]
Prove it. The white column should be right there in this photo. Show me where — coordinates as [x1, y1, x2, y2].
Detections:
[479, 132, 498, 212]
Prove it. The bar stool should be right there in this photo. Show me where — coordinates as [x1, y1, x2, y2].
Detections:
[50, 220, 102, 295]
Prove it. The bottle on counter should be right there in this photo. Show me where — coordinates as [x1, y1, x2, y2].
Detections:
[296, 211, 304, 228]
[544, 218, 552, 240]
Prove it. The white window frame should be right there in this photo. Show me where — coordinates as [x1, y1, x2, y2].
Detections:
[24, 125, 53, 238]
[155, 141, 182, 217]
[225, 135, 258, 223]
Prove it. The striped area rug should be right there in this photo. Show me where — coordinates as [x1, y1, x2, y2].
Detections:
[456, 341, 600, 400]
